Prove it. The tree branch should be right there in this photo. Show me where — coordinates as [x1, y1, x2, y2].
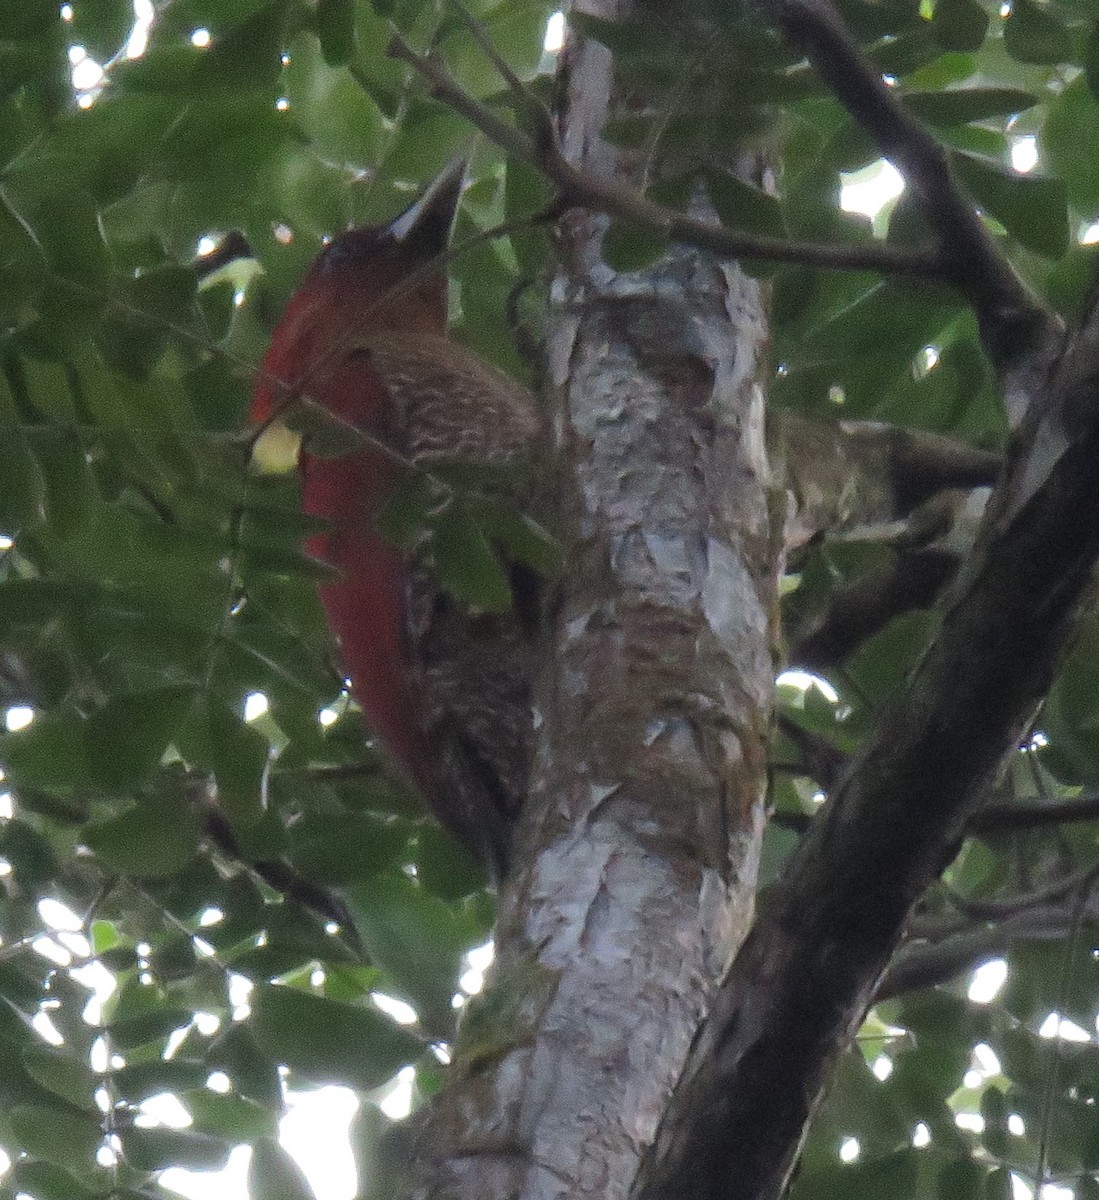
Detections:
[877, 904, 1089, 1001]
[634, 253, 1099, 1200]
[387, 35, 944, 280]
[788, 546, 961, 672]
[760, 0, 1063, 412]
[775, 788, 1099, 840]
[971, 791, 1099, 835]
[943, 862, 1099, 920]
[775, 713, 848, 792]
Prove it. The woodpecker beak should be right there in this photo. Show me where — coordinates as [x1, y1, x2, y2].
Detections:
[386, 157, 468, 260]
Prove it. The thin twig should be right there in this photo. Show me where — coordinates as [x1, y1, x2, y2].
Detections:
[387, 34, 945, 280]
[972, 792, 1099, 835]
[444, 0, 554, 139]
[1035, 868, 1099, 1193]
[944, 861, 1099, 920]
[774, 790, 1099, 838]
[876, 904, 1087, 1000]
[760, 0, 1063, 397]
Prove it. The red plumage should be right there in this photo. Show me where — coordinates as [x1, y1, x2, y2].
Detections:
[251, 164, 542, 877]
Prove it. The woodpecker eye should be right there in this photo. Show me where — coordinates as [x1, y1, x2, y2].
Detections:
[316, 229, 391, 276]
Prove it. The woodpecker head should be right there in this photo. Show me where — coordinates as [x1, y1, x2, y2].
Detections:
[251, 158, 467, 426]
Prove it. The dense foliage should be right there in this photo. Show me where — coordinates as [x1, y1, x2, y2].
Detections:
[1, 0, 1099, 1197]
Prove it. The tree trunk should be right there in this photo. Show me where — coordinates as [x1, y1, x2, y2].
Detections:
[410, 5, 780, 1196]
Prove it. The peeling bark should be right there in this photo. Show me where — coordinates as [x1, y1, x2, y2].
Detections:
[410, 7, 779, 1197]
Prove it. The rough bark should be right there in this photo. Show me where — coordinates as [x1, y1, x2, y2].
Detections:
[634, 296, 1099, 1200]
[409, 5, 779, 1197]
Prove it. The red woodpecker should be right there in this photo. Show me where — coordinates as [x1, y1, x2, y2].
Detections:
[251, 161, 542, 878]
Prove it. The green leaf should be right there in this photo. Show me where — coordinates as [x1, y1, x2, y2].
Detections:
[283, 29, 383, 168]
[929, 0, 989, 51]
[985, 1167, 1013, 1200]
[1045, 242, 1099, 322]
[0, 192, 46, 321]
[316, 0, 356, 66]
[184, 1089, 277, 1141]
[97, 264, 199, 379]
[249, 1138, 317, 1200]
[602, 221, 668, 273]
[8, 1160, 100, 1200]
[27, 426, 95, 537]
[347, 872, 477, 1036]
[902, 87, 1037, 127]
[149, 935, 198, 981]
[0, 713, 89, 794]
[39, 504, 230, 629]
[193, 1, 292, 92]
[10, 1104, 104, 1175]
[84, 686, 196, 791]
[481, 0, 552, 82]
[112, 1059, 210, 1105]
[1041, 612, 1099, 782]
[951, 150, 1068, 259]
[504, 157, 554, 276]
[348, 1104, 412, 1200]
[251, 984, 422, 1090]
[284, 403, 365, 459]
[566, 11, 672, 60]
[120, 1126, 234, 1172]
[32, 189, 112, 295]
[429, 502, 514, 612]
[465, 496, 561, 578]
[177, 697, 269, 826]
[937, 1156, 991, 1200]
[705, 171, 787, 239]
[1042, 77, 1099, 215]
[107, 1003, 193, 1052]
[0, 819, 58, 887]
[412, 824, 487, 900]
[867, 29, 942, 77]
[1086, 21, 1099, 103]
[287, 812, 406, 885]
[441, 0, 551, 97]
[375, 469, 446, 550]
[0, 415, 45, 534]
[1004, 0, 1072, 65]
[346, 2, 409, 116]
[208, 1024, 282, 1109]
[22, 1046, 98, 1111]
[84, 798, 201, 878]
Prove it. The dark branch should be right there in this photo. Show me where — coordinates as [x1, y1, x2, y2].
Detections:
[774, 713, 848, 791]
[387, 36, 944, 280]
[774, 789, 1099, 839]
[789, 547, 960, 672]
[634, 265, 1099, 1200]
[760, 0, 1063, 409]
[972, 791, 1099, 835]
[877, 905, 1085, 1001]
[943, 862, 1099, 920]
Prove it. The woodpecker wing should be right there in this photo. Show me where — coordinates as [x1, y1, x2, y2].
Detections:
[348, 330, 542, 467]
[346, 330, 544, 878]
